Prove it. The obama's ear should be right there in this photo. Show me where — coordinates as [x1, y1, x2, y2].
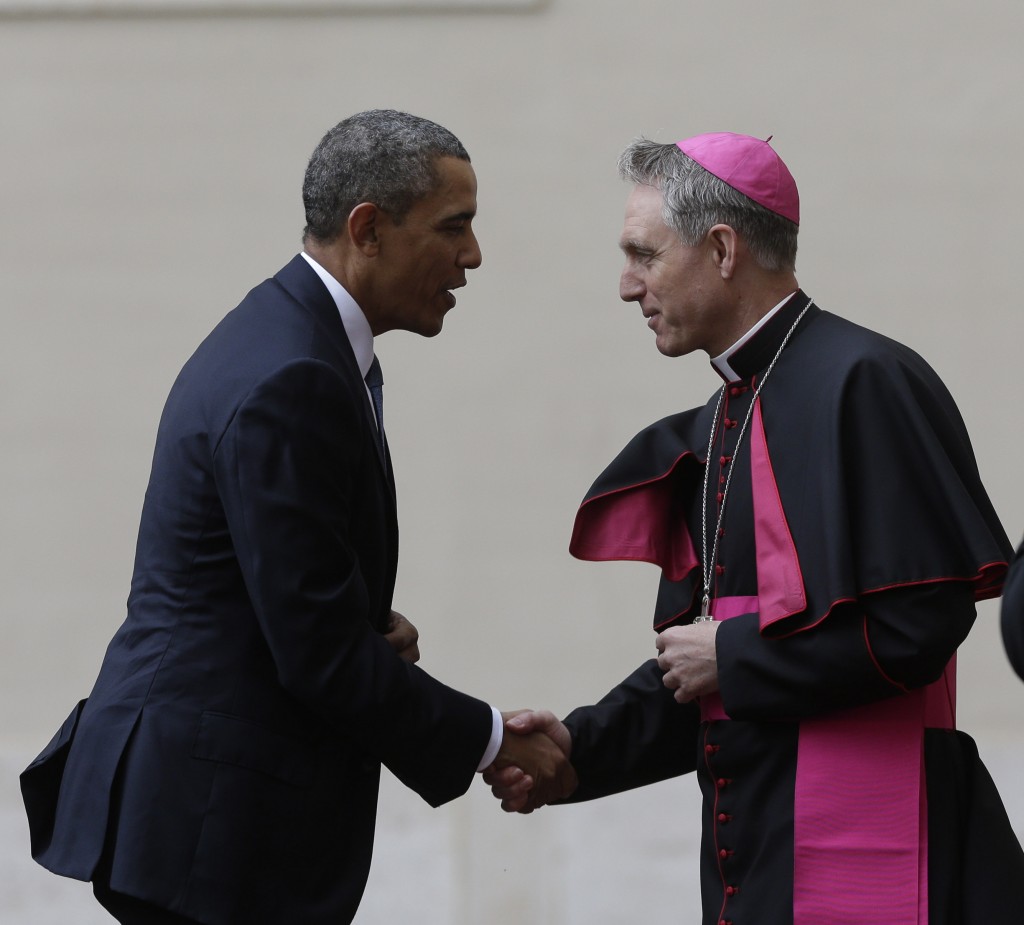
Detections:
[347, 202, 382, 256]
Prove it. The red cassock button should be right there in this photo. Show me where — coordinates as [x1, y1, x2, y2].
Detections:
[717, 778, 728, 789]
[717, 813, 729, 824]
[725, 885, 739, 897]
[716, 492, 724, 504]
[715, 565, 725, 576]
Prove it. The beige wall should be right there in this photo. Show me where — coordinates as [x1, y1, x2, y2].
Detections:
[3, 2, 1023, 922]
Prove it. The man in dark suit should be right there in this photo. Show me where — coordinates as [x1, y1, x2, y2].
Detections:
[21, 110, 574, 925]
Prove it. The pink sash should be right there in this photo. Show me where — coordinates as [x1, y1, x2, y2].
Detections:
[699, 596, 953, 925]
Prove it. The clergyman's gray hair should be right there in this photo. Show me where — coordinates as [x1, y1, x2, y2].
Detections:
[617, 139, 798, 272]
[303, 109, 471, 243]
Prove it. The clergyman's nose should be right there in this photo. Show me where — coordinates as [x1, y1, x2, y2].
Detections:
[619, 266, 642, 303]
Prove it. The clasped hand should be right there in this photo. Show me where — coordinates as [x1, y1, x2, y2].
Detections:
[482, 711, 577, 814]
[655, 622, 720, 703]
[381, 617, 575, 811]
[484, 625, 719, 815]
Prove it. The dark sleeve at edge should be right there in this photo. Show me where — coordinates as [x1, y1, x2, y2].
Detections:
[718, 582, 976, 721]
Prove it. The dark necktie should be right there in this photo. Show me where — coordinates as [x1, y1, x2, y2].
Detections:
[365, 355, 385, 453]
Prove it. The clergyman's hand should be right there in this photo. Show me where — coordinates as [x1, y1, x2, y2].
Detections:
[483, 710, 576, 813]
[383, 610, 420, 664]
[655, 623, 719, 703]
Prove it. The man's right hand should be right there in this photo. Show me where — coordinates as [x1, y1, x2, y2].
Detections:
[483, 710, 576, 813]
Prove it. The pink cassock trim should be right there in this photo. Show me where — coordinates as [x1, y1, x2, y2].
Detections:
[698, 596, 759, 723]
[793, 663, 954, 925]
[749, 398, 807, 629]
[701, 599, 955, 925]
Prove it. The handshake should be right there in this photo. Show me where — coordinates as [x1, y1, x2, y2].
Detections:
[389, 609, 719, 812]
[385, 613, 577, 811]
[481, 711, 577, 813]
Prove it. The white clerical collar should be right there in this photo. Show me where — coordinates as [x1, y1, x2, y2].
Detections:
[300, 252, 375, 379]
[711, 291, 798, 382]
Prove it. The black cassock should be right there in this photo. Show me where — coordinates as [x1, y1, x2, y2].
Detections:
[1002, 540, 1024, 679]
[563, 293, 1023, 925]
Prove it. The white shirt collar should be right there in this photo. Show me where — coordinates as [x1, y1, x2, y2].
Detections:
[711, 291, 798, 382]
[300, 252, 375, 378]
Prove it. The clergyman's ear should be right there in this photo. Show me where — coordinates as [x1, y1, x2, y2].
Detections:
[707, 223, 739, 279]
[348, 202, 381, 255]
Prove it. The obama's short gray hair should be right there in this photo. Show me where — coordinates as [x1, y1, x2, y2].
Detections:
[303, 109, 470, 243]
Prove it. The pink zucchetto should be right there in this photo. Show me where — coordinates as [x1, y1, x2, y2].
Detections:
[676, 132, 799, 225]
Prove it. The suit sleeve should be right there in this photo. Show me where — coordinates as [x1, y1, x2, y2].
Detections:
[214, 357, 491, 806]
[716, 581, 975, 720]
[563, 659, 700, 802]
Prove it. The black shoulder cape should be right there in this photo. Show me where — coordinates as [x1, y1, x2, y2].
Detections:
[570, 298, 1010, 634]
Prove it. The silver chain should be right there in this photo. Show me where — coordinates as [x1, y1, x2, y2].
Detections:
[695, 299, 814, 623]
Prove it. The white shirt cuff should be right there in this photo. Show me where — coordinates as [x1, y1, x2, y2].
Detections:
[476, 706, 504, 771]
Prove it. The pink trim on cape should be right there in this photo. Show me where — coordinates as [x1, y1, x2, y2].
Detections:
[569, 453, 700, 582]
[973, 560, 1011, 601]
[568, 411, 1003, 613]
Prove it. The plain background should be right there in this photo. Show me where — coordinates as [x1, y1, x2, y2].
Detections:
[2, 1, 1023, 921]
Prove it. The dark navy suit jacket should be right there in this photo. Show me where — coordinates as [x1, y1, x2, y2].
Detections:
[22, 255, 493, 924]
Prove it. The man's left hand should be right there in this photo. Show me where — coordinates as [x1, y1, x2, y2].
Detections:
[655, 623, 720, 702]
[383, 610, 420, 664]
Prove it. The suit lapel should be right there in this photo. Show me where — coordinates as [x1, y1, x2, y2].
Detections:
[274, 255, 391, 478]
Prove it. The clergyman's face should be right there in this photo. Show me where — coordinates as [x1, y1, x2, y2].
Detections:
[371, 156, 482, 337]
[618, 184, 726, 357]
